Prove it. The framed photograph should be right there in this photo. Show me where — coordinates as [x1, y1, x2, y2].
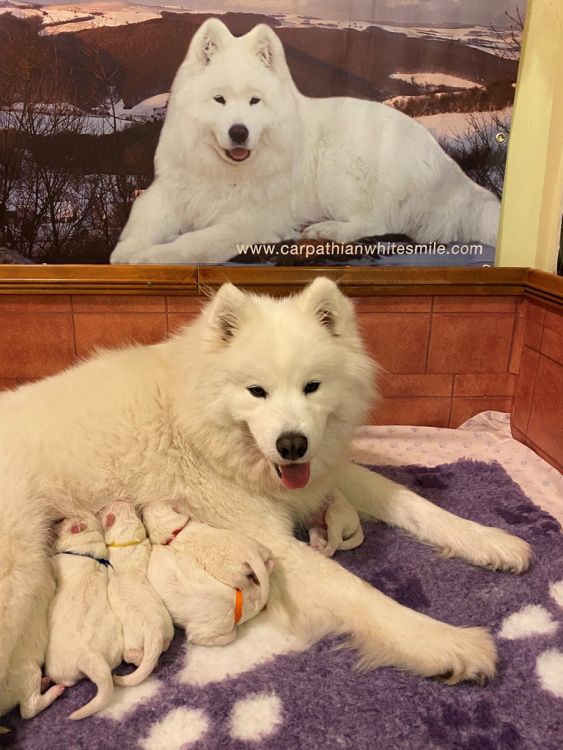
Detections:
[0, 1, 526, 268]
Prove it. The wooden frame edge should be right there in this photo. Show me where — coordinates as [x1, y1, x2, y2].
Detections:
[0, 266, 199, 296]
[0, 265, 560, 306]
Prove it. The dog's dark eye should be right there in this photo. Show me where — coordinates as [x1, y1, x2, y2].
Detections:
[249, 97, 261, 105]
[248, 386, 268, 399]
[214, 95, 226, 105]
[304, 381, 320, 395]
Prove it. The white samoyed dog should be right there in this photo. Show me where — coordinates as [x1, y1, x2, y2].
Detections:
[110, 19, 501, 265]
[0, 278, 530, 716]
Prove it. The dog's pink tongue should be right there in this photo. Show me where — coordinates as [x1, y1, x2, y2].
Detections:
[229, 147, 249, 161]
[280, 463, 311, 490]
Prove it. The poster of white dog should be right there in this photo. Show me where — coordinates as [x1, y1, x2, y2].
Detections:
[0, 1, 526, 266]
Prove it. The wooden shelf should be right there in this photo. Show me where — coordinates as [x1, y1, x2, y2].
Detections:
[0, 265, 561, 306]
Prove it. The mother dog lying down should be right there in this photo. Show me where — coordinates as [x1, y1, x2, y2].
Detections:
[110, 19, 500, 265]
[0, 279, 530, 700]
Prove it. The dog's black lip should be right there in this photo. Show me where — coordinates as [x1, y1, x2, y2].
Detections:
[274, 464, 282, 478]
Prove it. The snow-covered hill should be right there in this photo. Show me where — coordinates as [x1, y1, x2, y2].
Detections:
[0, 1, 160, 34]
[0, 1, 520, 58]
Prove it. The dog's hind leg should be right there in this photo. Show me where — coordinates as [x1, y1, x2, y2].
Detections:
[338, 463, 531, 573]
[266, 537, 496, 684]
[0, 468, 50, 688]
[18, 665, 65, 720]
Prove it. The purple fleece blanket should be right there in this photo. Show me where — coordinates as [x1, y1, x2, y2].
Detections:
[2, 460, 562, 750]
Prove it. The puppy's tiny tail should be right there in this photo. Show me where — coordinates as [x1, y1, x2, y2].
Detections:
[113, 628, 162, 687]
[69, 653, 113, 720]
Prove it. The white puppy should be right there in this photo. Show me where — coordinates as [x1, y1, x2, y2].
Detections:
[144, 503, 272, 645]
[308, 487, 364, 557]
[101, 502, 174, 687]
[0, 569, 64, 723]
[45, 514, 123, 720]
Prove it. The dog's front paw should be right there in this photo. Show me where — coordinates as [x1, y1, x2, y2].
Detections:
[109, 241, 141, 264]
[436, 626, 497, 685]
[308, 526, 328, 554]
[302, 221, 355, 243]
[111, 243, 184, 265]
[442, 524, 531, 574]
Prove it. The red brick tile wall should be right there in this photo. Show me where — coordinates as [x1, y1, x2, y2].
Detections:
[0, 294, 553, 455]
[511, 300, 563, 471]
[357, 296, 517, 428]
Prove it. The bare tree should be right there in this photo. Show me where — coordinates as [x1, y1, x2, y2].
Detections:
[489, 8, 524, 61]
[441, 6, 524, 196]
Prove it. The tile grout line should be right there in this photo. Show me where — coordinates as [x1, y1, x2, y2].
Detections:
[165, 295, 170, 336]
[523, 341, 542, 435]
[70, 295, 78, 358]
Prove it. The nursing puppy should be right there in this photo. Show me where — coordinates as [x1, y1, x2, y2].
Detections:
[45, 514, 123, 720]
[0, 570, 64, 723]
[144, 503, 271, 645]
[101, 502, 174, 686]
[143, 502, 273, 596]
[308, 488, 364, 557]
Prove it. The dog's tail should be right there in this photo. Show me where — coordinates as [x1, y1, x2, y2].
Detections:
[0, 464, 50, 686]
[113, 627, 162, 687]
[69, 653, 114, 720]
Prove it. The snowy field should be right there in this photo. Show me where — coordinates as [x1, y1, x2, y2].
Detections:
[0, 2, 520, 58]
[376, 23, 519, 57]
[0, 1, 160, 34]
[416, 107, 512, 142]
[388, 73, 481, 90]
[0, 94, 169, 135]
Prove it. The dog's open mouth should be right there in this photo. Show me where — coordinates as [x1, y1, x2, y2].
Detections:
[226, 147, 251, 162]
[274, 462, 311, 490]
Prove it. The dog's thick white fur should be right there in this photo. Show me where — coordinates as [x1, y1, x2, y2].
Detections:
[0, 278, 531, 710]
[0, 567, 64, 722]
[308, 488, 364, 557]
[110, 19, 500, 265]
[144, 503, 270, 646]
[44, 515, 123, 720]
[101, 502, 174, 686]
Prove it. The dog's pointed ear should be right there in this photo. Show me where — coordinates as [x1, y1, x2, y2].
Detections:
[246, 24, 290, 77]
[298, 278, 354, 337]
[205, 283, 249, 344]
[187, 18, 232, 69]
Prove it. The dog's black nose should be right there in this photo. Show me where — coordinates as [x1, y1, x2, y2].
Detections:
[276, 433, 308, 461]
[229, 124, 249, 144]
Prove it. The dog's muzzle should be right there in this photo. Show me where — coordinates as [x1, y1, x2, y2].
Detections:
[226, 123, 251, 162]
